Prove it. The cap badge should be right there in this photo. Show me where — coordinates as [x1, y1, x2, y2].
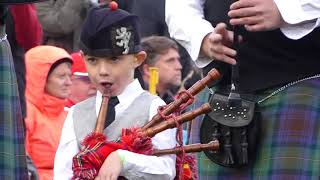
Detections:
[115, 27, 131, 54]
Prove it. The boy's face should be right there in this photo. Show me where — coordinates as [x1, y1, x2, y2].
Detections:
[84, 52, 145, 96]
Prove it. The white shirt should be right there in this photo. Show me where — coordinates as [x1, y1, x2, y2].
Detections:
[165, 0, 320, 67]
[54, 79, 176, 180]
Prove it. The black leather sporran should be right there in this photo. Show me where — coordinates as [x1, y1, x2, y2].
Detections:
[200, 92, 260, 168]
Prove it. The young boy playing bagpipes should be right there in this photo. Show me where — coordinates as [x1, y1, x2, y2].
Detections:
[53, 4, 177, 180]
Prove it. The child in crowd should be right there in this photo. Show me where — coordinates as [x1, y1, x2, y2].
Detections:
[65, 51, 96, 108]
[54, 4, 176, 180]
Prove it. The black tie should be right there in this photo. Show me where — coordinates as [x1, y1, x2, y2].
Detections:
[104, 96, 119, 128]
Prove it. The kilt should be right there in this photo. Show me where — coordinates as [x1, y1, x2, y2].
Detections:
[192, 77, 320, 180]
[0, 26, 28, 179]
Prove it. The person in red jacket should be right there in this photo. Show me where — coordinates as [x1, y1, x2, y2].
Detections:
[24, 45, 73, 180]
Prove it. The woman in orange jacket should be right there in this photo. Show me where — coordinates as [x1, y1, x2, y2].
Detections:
[24, 46, 73, 180]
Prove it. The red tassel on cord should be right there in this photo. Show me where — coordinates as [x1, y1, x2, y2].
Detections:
[81, 132, 106, 147]
[121, 128, 153, 155]
[183, 163, 192, 180]
[175, 154, 198, 180]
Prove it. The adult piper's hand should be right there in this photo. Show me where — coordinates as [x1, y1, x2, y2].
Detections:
[200, 23, 238, 65]
[228, 0, 286, 31]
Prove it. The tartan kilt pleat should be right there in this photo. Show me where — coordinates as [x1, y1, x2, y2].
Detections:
[191, 78, 320, 180]
[0, 26, 28, 179]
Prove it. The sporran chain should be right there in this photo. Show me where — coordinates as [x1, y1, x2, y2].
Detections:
[208, 74, 320, 105]
[257, 74, 320, 104]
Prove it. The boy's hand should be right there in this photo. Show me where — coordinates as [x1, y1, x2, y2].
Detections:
[200, 23, 237, 65]
[228, 0, 286, 31]
[95, 151, 122, 180]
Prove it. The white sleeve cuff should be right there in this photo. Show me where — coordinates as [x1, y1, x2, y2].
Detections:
[274, 0, 320, 24]
[165, 0, 214, 66]
[188, 22, 214, 62]
[169, 18, 213, 61]
[116, 149, 132, 174]
[194, 56, 214, 68]
[280, 19, 320, 39]
[274, 0, 320, 39]
[116, 149, 176, 178]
